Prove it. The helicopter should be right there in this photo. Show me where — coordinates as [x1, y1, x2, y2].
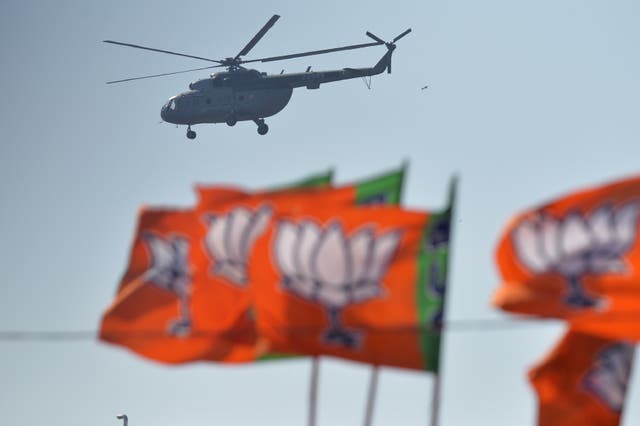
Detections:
[105, 15, 411, 138]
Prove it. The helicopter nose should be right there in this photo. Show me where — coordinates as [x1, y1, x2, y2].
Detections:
[160, 103, 171, 122]
[161, 97, 181, 124]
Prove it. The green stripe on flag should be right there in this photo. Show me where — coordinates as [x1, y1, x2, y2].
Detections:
[355, 164, 406, 205]
[417, 177, 456, 372]
[269, 169, 334, 191]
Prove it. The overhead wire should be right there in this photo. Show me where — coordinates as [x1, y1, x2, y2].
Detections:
[0, 317, 566, 341]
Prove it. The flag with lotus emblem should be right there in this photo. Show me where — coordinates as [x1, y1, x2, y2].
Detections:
[99, 208, 257, 363]
[248, 186, 454, 371]
[493, 175, 640, 340]
[529, 329, 635, 426]
[100, 171, 336, 364]
[191, 167, 407, 360]
[99, 168, 407, 364]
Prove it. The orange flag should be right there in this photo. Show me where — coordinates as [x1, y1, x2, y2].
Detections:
[190, 168, 408, 360]
[529, 330, 635, 426]
[190, 186, 365, 355]
[99, 208, 256, 363]
[248, 205, 452, 371]
[100, 169, 407, 364]
[493, 175, 640, 340]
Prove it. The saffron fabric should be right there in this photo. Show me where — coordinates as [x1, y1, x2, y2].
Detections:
[248, 204, 452, 371]
[493, 175, 640, 340]
[529, 329, 635, 426]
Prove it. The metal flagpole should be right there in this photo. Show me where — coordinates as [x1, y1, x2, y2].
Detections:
[308, 356, 320, 426]
[430, 375, 441, 426]
[429, 176, 457, 426]
[363, 366, 380, 426]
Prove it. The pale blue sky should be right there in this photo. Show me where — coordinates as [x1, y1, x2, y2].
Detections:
[1, 1, 640, 425]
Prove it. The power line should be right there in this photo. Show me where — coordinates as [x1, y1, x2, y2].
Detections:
[0, 317, 563, 342]
[0, 331, 97, 341]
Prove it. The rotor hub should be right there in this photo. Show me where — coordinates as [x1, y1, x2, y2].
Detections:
[219, 57, 250, 72]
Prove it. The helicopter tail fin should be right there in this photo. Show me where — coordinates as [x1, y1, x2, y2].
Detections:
[372, 48, 395, 74]
[367, 28, 411, 74]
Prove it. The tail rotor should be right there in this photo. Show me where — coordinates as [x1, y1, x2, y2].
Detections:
[366, 28, 411, 73]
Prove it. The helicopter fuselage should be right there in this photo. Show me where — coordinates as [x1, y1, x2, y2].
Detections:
[160, 48, 393, 128]
[161, 85, 293, 125]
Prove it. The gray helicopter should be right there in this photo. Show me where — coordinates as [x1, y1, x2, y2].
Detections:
[105, 15, 410, 138]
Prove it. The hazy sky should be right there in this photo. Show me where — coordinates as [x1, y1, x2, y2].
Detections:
[1, 1, 640, 425]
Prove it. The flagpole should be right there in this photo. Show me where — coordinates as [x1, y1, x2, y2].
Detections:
[430, 176, 456, 426]
[309, 356, 320, 426]
[363, 366, 380, 426]
[430, 374, 441, 426]
[431, 175, 458, 426]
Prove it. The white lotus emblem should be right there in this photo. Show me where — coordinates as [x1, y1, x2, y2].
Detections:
[274, 220, 402, 348]
[142, 232, 192, 336]
[582, 342, 635, 412]
[203, 205, 272, 285]
[513, 202, 640, 308]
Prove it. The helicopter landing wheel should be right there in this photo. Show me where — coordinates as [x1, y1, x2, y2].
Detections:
[186, 127, 196, 140]
[225, 115, 237, 127]
[257, 123, 269, 135]
[254, 118, 269, 135]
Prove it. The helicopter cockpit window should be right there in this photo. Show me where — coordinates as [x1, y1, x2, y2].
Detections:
[169, 99, 176, 110]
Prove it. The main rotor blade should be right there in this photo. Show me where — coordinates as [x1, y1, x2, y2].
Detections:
[392, 28, 412, 43]
[365, 31, 385, 44]
[106, 65, 223, 84]
[234, 14, 280, 59]
[241, 41, 383, 64]
[103, 40, 222, 64]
